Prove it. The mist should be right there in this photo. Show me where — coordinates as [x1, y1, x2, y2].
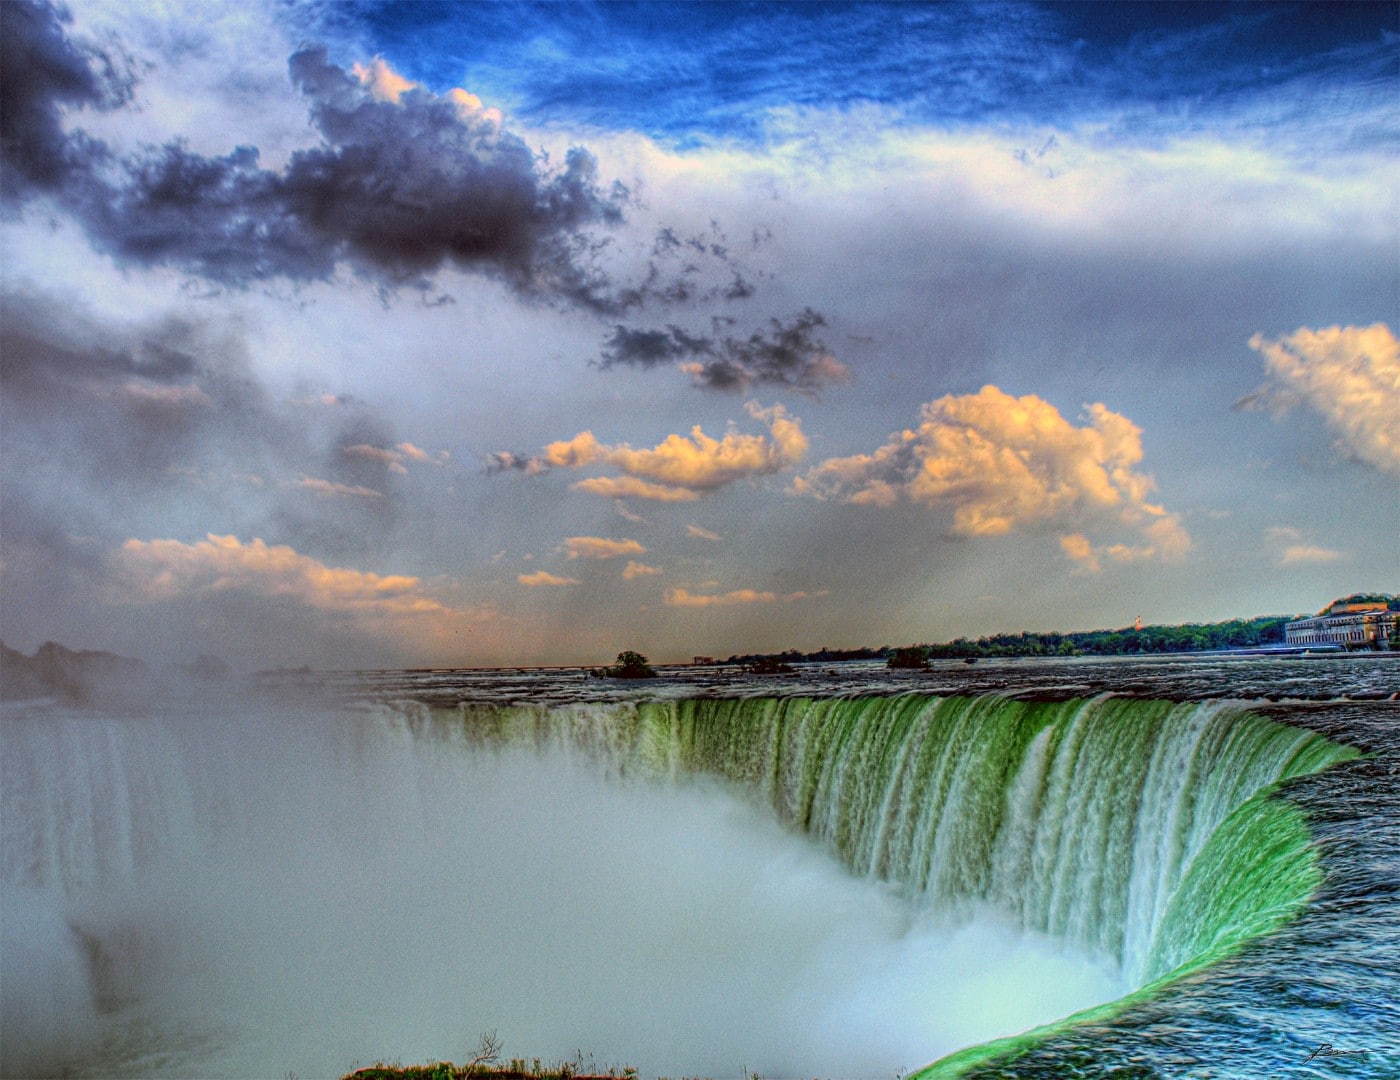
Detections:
[1, 695, 1122, 1079]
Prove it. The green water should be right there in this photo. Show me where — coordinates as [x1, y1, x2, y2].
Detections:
[413, 693, 1357, 1075]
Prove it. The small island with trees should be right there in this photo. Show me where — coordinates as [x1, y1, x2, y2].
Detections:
[590, 651, 657, 679]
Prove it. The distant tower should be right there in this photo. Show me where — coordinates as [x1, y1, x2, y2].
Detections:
[1135, 614, 1143, 631]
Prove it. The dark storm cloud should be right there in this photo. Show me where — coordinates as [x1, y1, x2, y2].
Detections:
[0, 0, 132, 204]
[2, 6, 639, 308]
[598, 308, 848, 394]
[81, 47, 628, 303]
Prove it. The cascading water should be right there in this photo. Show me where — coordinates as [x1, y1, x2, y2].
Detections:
[431, 694, 1356, 988]
[0, 677, 1378, 1078]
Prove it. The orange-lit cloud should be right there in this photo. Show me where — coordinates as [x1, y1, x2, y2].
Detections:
[517, 570, 581, 587]
[562, 536, 647, 560]
[622, 560, 663, 580]
[343, 441, 444, 474]
[116, 382, 213, 408]
[665, 586, 825, 607]
[106, 534, 505, 664]
[116, 534, 453, 618]
[797, 385, 1190, 568]
[350, 57, 417, 103]
[572, 476, 701, 501]
[297, 477, 384, 499]
[1244, 323, 1399, 475]
[686, 524, 723, 542]
[351, 56, 503, 125]
[499, 402, 807, 501]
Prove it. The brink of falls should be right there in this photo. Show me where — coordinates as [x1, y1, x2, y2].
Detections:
[4, 664, 1396, 1079]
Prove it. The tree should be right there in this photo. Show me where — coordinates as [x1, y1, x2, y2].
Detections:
[606, 650, 656, 678]
[887, 645, 930, 669]
[745, 656, 795, 674]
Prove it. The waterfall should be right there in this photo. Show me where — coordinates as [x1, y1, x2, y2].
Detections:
[1, 692, 1357, 1078]
[425, 693, 1355, 986]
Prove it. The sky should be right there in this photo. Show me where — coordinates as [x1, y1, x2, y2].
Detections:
[1, 0, 1396, 670]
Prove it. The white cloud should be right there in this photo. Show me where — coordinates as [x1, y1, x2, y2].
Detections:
[1265, 526, 1345, 567]
[1279, 545, 1345, 566]
[1246, 323, 1400, 475]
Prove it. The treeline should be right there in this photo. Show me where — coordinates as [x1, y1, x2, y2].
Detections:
[722, 616, 1296, 666]
[722, 645, 886, 666]
[920, 616, 1293, 658]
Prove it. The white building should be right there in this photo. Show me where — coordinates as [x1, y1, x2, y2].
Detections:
[1285, 595, 1398, 648]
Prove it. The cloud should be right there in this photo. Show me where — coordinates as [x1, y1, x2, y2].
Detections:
[1279, 544, 1344, 566]
[111, 382, 214, 409]
[796, 385, 1191, 565]
[562, 536, 647, 560]
[517, 570, 581, 587]
[297, 477, 384, 500]
[486, 451, 551, 476]
[115, 534, 443, 616]
[572, 476, 701, 502]
[0, 286, 460, 571]
[1243, 324, 1399, 475]
[3, 10, 633, 307]
[493, 402, 807, 501]
[1059, 517, 1195, 573]
[0, 0, 133, 204]
[1265, 526, 1344, 567]
[396, 442, 435, 462]
[622, 560, 663, 580]
[1058, 533, 1101, 573]
[542, 431, 606, 469]
[686, 525, 723, 542]
[343, 441, 440, 474]
[664, 586, 825, 607]
[0, 287, 291, 490]
[104, 532, 499, 664]
[598, 309, 849, 394]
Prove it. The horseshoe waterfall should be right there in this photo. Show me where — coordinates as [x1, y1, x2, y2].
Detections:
[2, 657, 1396, 1078]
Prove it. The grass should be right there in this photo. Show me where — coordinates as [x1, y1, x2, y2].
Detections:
[342, 1035, 641, 1080]
[341, 1064, 633, 1080]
